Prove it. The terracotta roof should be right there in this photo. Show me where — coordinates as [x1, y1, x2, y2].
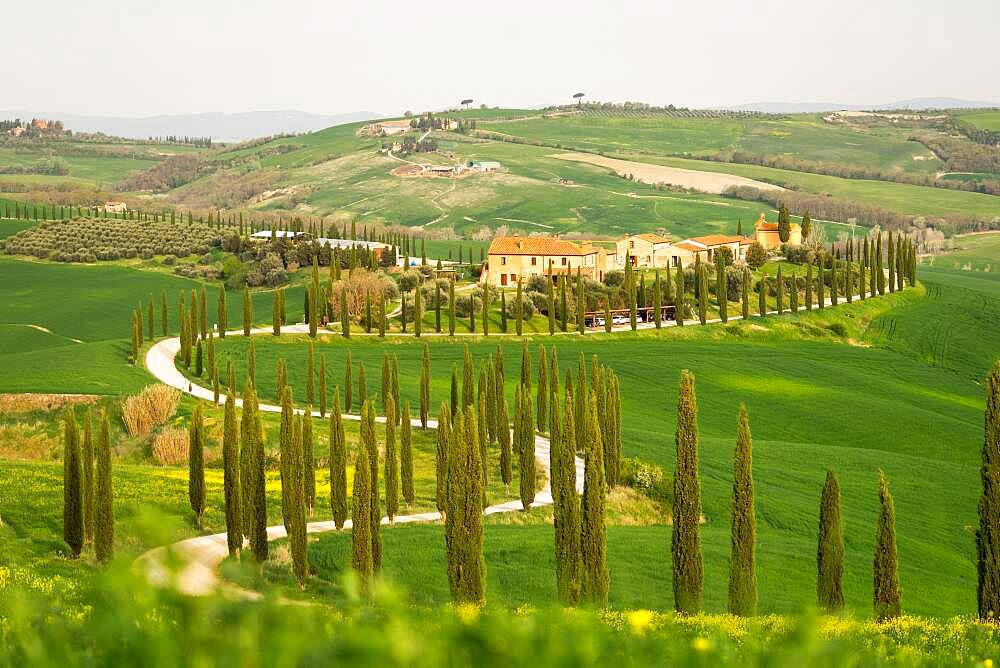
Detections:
[630, 233, 671, 244]
[488, 236, 597, 256]
[756, 221, 801, 232]
[688, 234, 746, 247]
[673, 241, 702, 252]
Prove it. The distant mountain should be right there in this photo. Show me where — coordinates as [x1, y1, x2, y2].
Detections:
[720, 97, 1000, 114]
[0, 110, 383, 142]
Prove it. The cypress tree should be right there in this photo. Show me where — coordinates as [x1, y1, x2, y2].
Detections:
[195, 338, 204, 376]
[82, 411, 95, 547]
[361, 400, 382, 570]
[414, 285, 423, 337]
[577, 270, 587, 334]
[561, 275, 569, 332]
[653, 269, 663, 328]
[537, 344, 548, 434]
[420, 343, 431, 429]
[580, 391, 608, 607]
[384, 396, 399, 522]
[379, 289, 386, 337]
[805, 262, 814, 310]
[873, 471, 902, 621]
[161, 290, 169, 337]
[728, 404, 757, 616]
[319, 355, 328, 418]
[308, 285, 318, 338]
[147, 296, 155, 340]
[449, 279, 456, 336]
[675, 259, 685, 326]
[94, 410, 114, 564]
[520, 339, 532, 393]
[463, 345, 475, 409]
[188, 403, 206, 529]
[817, 469, 845, 612]
[697, 260, 708, 324]
[199, 286, 208, 340]
[516, 280, 524, 336]
[672, 370, 703, 614]
[365, 292, 373, 333]
[740, 267, 751, 320]
[303, 409, 315, 515]
[830, 261, 839, 306]
[380, 353, 390, 414]
[222, 392, 241, 557]
[391, 356, 401, 425]
[351, 444, 373, 594]
[340, 285, 351, 339]
[468, 290, 475, 333]
[547, 278, 556, 335]
[553, 392, 581, 605]
[345, 350, 353, 413]
[876, 234, 885, 295]
[481, 285, 489, 336]
[401, 401, 414, 506]
[977, 361, 1000, 619]
[498, 395, 512, 493]
[716, 254, 728, 323]
[449, 408, 486, 603]
[288, 416, 308, 588]
[500, 290, 508, 333]
[450, 365, 459, 417]
[63, 410, 83, 558]
[242, 287, 252, 336]
[887, 233, 896, 293]
[218, 285, 227, 338]
[435, 281, 442, 332]
[435, 402, 451, 514]
[517, 386, 536, 511]
[272, 290, 282, 335]
[241, 383, 268, 563]
[776, 264, 785, 315]
[279, 387, 294, 534]
[445, 410, 464, 593]
[329, 387, 347, 529]
[817, 255, 826, 308]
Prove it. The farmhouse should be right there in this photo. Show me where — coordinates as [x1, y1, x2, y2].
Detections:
[618, 232, 751, 268]
[362, 119, 412, 137]
[249, 229, 390, 260]
[102, 201, 128, 214]
[754, 212, 801, 250]
[482, 236, 609, 287]
[468, 160, 501, 173]
[617, 233, 672, 268]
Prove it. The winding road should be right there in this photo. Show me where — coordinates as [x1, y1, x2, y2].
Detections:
[138, 284, 878, 593]
[138, 324, 583, 595]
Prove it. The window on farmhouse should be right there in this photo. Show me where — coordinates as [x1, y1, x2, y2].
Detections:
[531, 257, 537, 266]
[561, 257, 567, 266]
[501, 256, 506, 265]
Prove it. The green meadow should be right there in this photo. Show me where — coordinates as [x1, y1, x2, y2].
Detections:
[202, 283, 985, 617]
[956, 109, 1000, 131]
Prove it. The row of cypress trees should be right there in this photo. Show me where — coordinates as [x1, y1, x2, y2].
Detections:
[61, 408, 114, 563]
[670, 369, 903, 619]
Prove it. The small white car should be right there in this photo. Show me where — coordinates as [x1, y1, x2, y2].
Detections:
[593, 317, 605, 327]
[611, 314, 628, 326]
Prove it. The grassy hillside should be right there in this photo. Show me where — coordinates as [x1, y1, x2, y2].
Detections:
[0, 256, 304, 394]
[956, 109, 1000, 131]
[204, 287, 985, 617]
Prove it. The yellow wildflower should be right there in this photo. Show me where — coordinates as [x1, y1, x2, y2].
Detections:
[692, 636, 711, 652]
[627, 609, 655, 634]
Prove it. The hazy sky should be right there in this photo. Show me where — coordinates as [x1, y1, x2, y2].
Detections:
[5, 0, 998, 116]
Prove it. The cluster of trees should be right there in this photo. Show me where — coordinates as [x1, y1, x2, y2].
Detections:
[705, 147, 1000, 195]
[0, 155, 70, 176]
[669, 369, 902, 619]
[61, 407, 115, 563]
[116, 155, 213, 193]
[956, 119, 1000, 148]
[5, 217, 221, 262]
[725, 185, 998, 236]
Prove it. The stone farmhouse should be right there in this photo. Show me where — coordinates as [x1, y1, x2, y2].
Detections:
[482, 236, 610, 287]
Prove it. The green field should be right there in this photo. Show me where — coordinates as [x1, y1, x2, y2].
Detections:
[199, 284, 984, 617]
[957, 109, 1000, 131]
[484, 111, 942, 174]
[0, 256, 303, 394]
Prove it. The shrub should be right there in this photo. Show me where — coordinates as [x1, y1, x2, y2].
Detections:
[745, 242, 767, 270]
[620, 457, 672, 503]
[151, 427, 189, 465]
[827, 322, 848, 337]
[121, 385, 180, 438]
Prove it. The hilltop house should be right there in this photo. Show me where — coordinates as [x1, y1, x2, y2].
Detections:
[754, 212, 801, 250]
[102, 201, 128, 214]
[618, 232, 751, 268]
[482, 236, 609, 287]
[617, 233, 672, 268]
[468, 160, 501, 173]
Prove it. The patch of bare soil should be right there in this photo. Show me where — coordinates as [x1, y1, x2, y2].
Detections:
[550, 152, 784, 194]
[0, 393, 100, 414]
